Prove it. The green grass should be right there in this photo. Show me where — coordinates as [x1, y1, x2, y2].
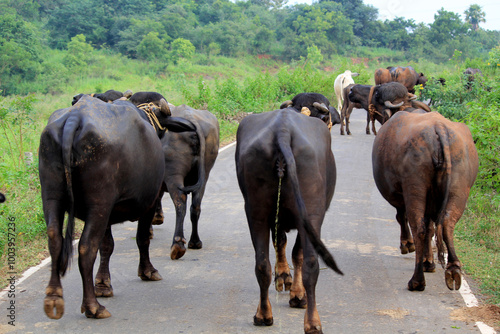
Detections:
[456, 190, 500, 304]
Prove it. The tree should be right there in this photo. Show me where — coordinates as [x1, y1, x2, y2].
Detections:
[428, 8, 468, 45]
[0, 11, 43, 94]
[464, 4, 486, 31]
[137, 32, 167, 61]
[170, 38, 195, 63]
[63, 34, 94, 68]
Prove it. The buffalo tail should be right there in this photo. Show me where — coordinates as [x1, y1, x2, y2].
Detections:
[434, 123, 452, 268]
[276, 128, 343, 275]
[59, 116, 79, 276]
[180, 118, 206, 194]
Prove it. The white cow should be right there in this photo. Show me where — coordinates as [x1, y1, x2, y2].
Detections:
[334, 70, 359, 113]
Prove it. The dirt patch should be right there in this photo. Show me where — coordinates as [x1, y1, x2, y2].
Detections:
[450, 305, 500, 330]
[376, 307, 410, 319]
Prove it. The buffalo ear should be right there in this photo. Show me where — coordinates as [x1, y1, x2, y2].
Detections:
[352, 72, 359, 77]
[164, 116, 196, 133]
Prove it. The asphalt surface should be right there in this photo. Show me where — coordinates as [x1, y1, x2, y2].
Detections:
[0, 110, 483, 334]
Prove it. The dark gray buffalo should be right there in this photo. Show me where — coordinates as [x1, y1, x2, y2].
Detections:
[235, 109, 342, 334]
[39, 95, 195, 319]
[72, 89, 132, 105]
[372, 110, 478, 291]
[152, 104, 220, 260]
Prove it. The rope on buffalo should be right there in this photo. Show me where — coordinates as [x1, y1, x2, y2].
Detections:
[136, 102, 166, 131]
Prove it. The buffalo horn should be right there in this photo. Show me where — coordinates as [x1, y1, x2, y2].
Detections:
[313, 102, 329, 113]
[384, 100, 404, 108]
[123, 89, 133, 98]
[408, 93, 417, 101]
[280, 100, 293, 109]
[159, 98, 172, 116]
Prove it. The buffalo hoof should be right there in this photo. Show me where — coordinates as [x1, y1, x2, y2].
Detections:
[44, 290, 64, 319]
[400, 242, 415, 254]
[254, 315, 273, 326]
[152, 212, 164, 225]
[289, 296, 307, 309]
[423, 261, 436, 273]
[188, 239, 202, 250]
[305, 326, 323, 334]
[275, 272, 292, 292]
[170, 238, 187, 260]
[138, 268, 162, 281]
[81, 304, 111, 319]
[445, 268, 462, 290]
[95, 277, 113, 297]
[407, 278, 426, 291]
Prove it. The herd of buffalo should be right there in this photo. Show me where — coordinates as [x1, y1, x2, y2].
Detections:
[0, 64, 478, 334]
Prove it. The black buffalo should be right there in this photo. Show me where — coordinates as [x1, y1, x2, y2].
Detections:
[0, 192, 5, 203]
[39, 95, 195, 319]
[463, 68, 483, 90]
[72, 89, 132, 105]
[151, 104, 220, 260]
[236, 108, 342, 334]
[344, 82, 430, 135]
[280, 92, 341, 129]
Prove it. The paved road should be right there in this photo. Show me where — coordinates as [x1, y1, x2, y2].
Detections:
[0, 110, 482, 333]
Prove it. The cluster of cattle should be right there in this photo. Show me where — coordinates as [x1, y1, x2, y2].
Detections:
[37, 67, 478, 333]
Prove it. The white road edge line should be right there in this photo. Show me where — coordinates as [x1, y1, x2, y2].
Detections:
[459, 279, 497, 334]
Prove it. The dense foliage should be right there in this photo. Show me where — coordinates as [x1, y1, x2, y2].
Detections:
[1, 0, 499, 95]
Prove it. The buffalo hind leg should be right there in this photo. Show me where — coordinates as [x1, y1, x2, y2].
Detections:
[272, 229, 292, 292]
[423, 220, 436, 273]
[289, 234, 306, 309]
[396, 208, 415, 254]
[95, 226, 114, 297]
[168, 180, 188, 259]
[43, 200, 65, 319]
[406, 209, 427, 291]
[137, 208, 162, 281]
[78, 209, 111, 319]
[248, 214, 273, 326]
[152, 193, 165, 226]
[188, 185, 206, 250]
[443, 210, 464, 290]
[302, 235, 323, 334]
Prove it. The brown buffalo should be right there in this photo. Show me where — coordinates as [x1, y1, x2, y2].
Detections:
[236, 109, 342, 334]
[375, 66, 427, 94]
[372, 111, 478, 291]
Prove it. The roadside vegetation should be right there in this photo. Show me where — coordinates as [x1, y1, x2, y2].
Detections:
[0, 0, 498, 313]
